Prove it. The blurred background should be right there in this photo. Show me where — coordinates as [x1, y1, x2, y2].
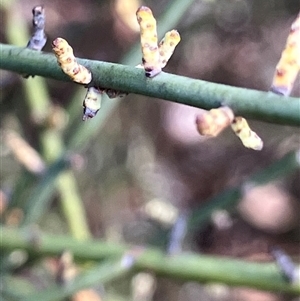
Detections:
[0, 0, 300, 300]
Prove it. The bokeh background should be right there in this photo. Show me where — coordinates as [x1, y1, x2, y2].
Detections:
[0, 0, 300, 300]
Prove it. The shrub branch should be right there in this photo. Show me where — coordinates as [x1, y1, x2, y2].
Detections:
[1, 43, 299, 126]
[1, 225, 299, 295]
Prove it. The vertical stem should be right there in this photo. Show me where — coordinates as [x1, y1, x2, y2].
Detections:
[4, 2, 91, 239]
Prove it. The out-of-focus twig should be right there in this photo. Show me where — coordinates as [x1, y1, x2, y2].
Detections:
[188, 150, 300, 230]
[4, 1, 49, 123]
[55, 251, 102, 301]
[3, 130, 46, 174]
[271, 246, 299, 284]
[24, 258, 133, 301]
[3, 2, 91, 240]
[20, 156, 71, 226]
[1, 226, 299, 295]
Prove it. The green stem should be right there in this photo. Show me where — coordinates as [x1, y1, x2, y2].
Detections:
[188, 150, 300, 230]
[1, 44, 299, 126]
[3, 1, 91, 239]
[56, 171, 91, 240]
[23, 259, 133, 301]
[20, 153, 90, 240]
[41, 129, 91, 240]
[1, 226, 299, 295]
[21, 157, 70, 226]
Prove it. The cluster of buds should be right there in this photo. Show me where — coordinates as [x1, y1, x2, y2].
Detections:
[51, 37, 102, 120]
[195, 107, 263, 151]
[29, 5, 295, 150]
[136, 6, 181, 77]
[51, 6, 181, 120]
[51, 37, 103, 120]
[195, 13, 300, 150]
